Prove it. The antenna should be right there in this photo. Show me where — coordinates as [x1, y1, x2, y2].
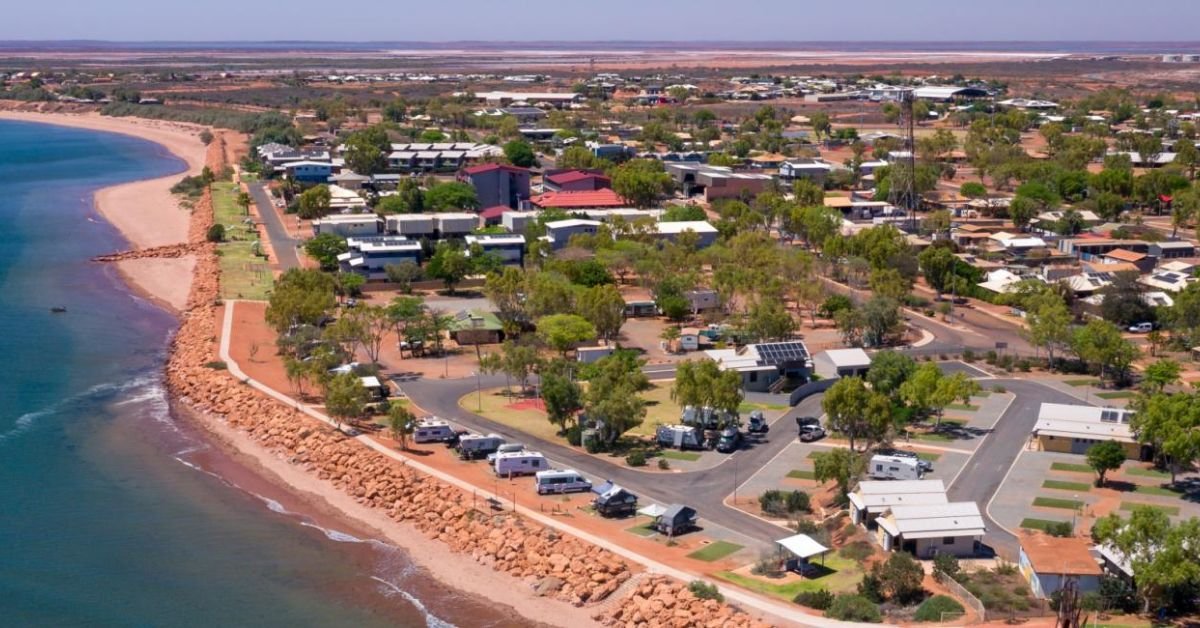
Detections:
[888, 89, 920, 233]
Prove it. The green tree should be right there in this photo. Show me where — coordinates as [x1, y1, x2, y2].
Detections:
[324, 372, 368, 429]
[583, 355, 647, 446]
[823, 377, 890, 451]
[1144, 359, 1182, 393]
[375, 178, 424, 214]
[304, 233, 349, 271]
[746, 297, 796, 342]
[792, 179, 825, 206]
[1130, 391, 1200, 484]
[862, 296, 902, 348]
[384, 261, 422, 294]
[235, 190, 253, 215]
[426, 242, 471, 293]
[868, 553, 926, 605]
[266, 268, 337, 332]
[1025, 292, 1073, 368]
[1092, 507, 1200, 613]
[540, 364, 584, 433]
[1072, 319, 1139, 386]
[960, 181, 987, 199]
[918, 246, 958, 296]
[866, 351, 916, 399]
[503, 140, 536, 168]
[1087, 440, 1127, 487]
[387, 403, 415, 450]
[671, 359, 744, 415]
[812, 447, 862, 504]
[557, 145, 605, 170]
[612, 159, 673, 208]
[576, 284, 626, 342]
[205, 223, 226, 243]
[342, 129, 388, 175]
[297, 185, 332, 219]
[424, 181, 479, 211]
[809, 112, 832, 140]
[536, 314, 596, 356]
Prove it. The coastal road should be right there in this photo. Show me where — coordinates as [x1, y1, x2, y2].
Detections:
[249, 181, 302, 270]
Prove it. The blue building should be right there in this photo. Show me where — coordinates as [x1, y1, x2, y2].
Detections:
[282, 160, 334, 183]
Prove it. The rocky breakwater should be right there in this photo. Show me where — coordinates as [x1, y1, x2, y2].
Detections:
[595, 576, 773, 628]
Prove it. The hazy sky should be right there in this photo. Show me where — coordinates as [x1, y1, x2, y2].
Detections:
[4, 0, 1198, 42]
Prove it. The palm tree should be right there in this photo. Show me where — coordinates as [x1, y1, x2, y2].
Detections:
[236, 191, 253, 216]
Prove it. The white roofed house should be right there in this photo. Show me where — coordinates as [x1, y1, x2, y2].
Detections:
[875, 502, 986, 558]
[465, 233, 526, 266]
[703, 341, 812, 393]
[312, 213, 382, 238]
[812, 348, 872, 380]
[338, 236, 422, 280]
[778, 159, 834, 185]
[1033, 403, 1149, 460]
[652, 220, 719, 249]
[847, 480, 947, 528]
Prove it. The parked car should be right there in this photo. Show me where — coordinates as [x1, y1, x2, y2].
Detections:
[716, 428, 741, 453]
[876, 448, 933, 471]
[1129, 322, 1153, 333]
[798, 425, 826, 442]
[795, 416, 819, 430]
[535, 469, 591, 495]
[747, 411, 769, 434]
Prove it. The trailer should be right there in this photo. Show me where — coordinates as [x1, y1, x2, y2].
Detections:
[494, 451, 549, 477]
[457, 433, 505, 460]
[868, 454, 923, 480]
[656, 425, 704, 450]
[592, 481, 639, 518]
[412, 418, 456, 443]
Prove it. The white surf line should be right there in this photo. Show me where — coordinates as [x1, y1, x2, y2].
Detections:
[218, 301, 890, 628]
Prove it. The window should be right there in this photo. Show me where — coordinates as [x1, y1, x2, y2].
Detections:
[943, 537, 956, 545]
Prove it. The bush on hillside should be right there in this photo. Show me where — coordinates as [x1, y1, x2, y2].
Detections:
[825, 594, 881, 622]
[914, 595, 965, 622]
[794, 589, 834, 610]
[688, 580, 723, 602]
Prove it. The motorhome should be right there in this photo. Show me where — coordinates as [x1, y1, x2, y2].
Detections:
[457, 434, 505, 460]
[534, 469, 592, 495]
[656, 425, 704, 450]
[494, 451, 549, 477]
[412, 418, 456, 443]
[868, 454, 923, 480]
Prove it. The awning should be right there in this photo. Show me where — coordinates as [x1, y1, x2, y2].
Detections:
[776, 534, 829, 560]
[637, 504, 667, 518]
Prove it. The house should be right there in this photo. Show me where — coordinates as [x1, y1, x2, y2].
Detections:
[673, 327, 702, 353]
[1101, 248, 1154, 273]
[502, 210, 539, 234]
[849, 480, 948, 527]
[1033, 403, 1149, 460]
[653, 221, 719, 249]
[458, 163, 531, 210]
[435, 213, 478, 239]
[338, 236, 422, 279]
[469, 91, 582, 108]
[874, 502, 986, 558]
[328, 185, 368, 211]
[1150, 241, 1197, 259]
[778, 159, 834, 185]
[1139, 269, 1196, 293]
[478, 205, 510, 227]
[543, 219, 602, 250]
[312, 213, 383, 238]
[665, 163, 772, 202]
[386, 142, 503, 172]
[328, 171, 371, 190]
[1018, 532, 1103, 599]
[447, 309, 504, 345]
[282, 160, 334, 183]
[544, 169, 612, 192]
[1058, 238, 1150, 261]
[704, 341, 812, 393]
[977, 269, 1026, 295]
[577, 346, 615, 364]
[465, 233, 526, 265]
[475, 106, 547, 124]
[812, 348, 872, 380]
[529, 189, 628, 210]
[685, 289, 720, 313]
[386, 214, 436, 238]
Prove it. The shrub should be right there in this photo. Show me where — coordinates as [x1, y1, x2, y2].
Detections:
[657, 458, 670, 470]
[962, 349, 976, 362]
[818, 294, 853, 318]
[1098, 575, 1138, 613]
[688, 580, 723, 602]
[994, 560, 1018, 576]
[795, 519, 820, 534]
[1017, 358, 1033, 372]
[985, 350, 998, 364]
[199, 129, 214, 145]
[794, 588, 834, 610]
[760, 489, 786, 515]
[204, 361, 227, 370]
[786, 490, 811, 513]
[625, 450, 647, 467]
[751, 552, 783, 577]
[565, 424, 583, 446]
[206, 223, 226, 243]
[914, 595, 965, 622]
[933, 553, 960, 581]
[1045, 521, 1074, 537]
[825, 594, 881, 622]
[839, 541, 874, 563]
[992, 385, 1007, 394]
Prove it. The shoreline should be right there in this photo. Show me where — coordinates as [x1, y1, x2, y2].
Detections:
[0, 107, 207, 313]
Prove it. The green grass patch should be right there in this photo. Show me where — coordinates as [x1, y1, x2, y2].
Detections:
[917, 452, 941, 462]
[807, 451, 823, 459]
[1126, 467, 1171, 480]
[687, 541, 743, 562]
[1021, 517, 1070, 533]
[1133, 485, 1183, 498]
[626, 524, 657, 537]
[787, 469, 816, 480]
[1043, 480, 1092, 492]
[213, 182, 271, 300]
[1051, 462, 1094, 473]
[659, 450, 701, 462]
[1120, 502, 1180, 516]
[946, 403, 979, 412]
[738, 401, 787, 413]
[1064, 378, 1101, 387]
[1096, 391, 1136, 400]
[912, 431, 955, 442]
[715, 554, 861, 598]
[1034, 497, 1085, 510]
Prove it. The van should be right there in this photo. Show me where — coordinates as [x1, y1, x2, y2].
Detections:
[1129, 322, 1153, 333]
[534, 469, 592, 495]
[457, 434, 505, 460]
[494, 451, 549, 477]
[868, 454, 922, 481]
[486, 442, 525, 463]
[412, 418, 456, 443]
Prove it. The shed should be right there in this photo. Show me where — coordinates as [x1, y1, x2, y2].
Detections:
[1018, 532, 1103, 599]
[812, 348, 872, 380]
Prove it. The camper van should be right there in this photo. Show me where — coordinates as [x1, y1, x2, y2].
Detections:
[656, 425, 704, 450]
[534, 469, 592, 495]
[592, 482, 638, 518]
[457, 434, 505, 460]
[868, 454, 923, 480]
[412, 418, 456, 443]
[494, 451, 549, 477]
[486, 442, 525, 463]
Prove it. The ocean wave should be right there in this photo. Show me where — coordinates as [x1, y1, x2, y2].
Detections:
[0, 371, 166, 443]
[372, 576, 457, 628]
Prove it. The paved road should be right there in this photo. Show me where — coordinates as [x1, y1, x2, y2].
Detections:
[403, 373, 824, 546]
[946, 378, 1091, 558]
[249, 181, 302, 270]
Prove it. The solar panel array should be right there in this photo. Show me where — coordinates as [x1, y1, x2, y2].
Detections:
[755, 342, 810, 366]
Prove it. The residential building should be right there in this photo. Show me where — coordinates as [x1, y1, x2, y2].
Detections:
[848, 480, 948, 527]
[778, 159, 833, 185]
[502, 210, 539, 234]
[1018, 532, 1103, 599]
[912, 85, 990, 101]
[1032, 403, 1149, 460]
[653, 221, 719, 249]
[447, 309, 504, 345]
[1058, 238, 1150, 261]
[282, 160, 334, 183]
[543, 218, 601, 250]
[703, 341, 812, 393]
[312, 213, 382, 238]
[458, 163, 530, 209]
[1140, 269, 1196, 293]
[338, 236, 422, 279]
[469, 91, 582, 108]
[435, 213, 478, 239]
[812, 349, 872, 380]
[874, 502, 986, 558]
[386, 142, 503, 172]
[684, 289, 720, 313]
[544, 169, 612, 192]
[475, 106, 547, 124]
[665, 163, 772, 202]
[529, 189, 629, 210]
[465, 234, 526, 265]
[1150, 240, 1197, 259]
[386, 214, 436, 238]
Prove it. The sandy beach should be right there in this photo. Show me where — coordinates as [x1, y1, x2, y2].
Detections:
[0, 109, 208, 312]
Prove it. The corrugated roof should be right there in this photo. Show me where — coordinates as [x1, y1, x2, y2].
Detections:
[531, 189, 628, 209]
[1020, 532, 1103, 576]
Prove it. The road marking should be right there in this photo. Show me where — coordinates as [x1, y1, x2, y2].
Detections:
[984, 448, 1029, 544]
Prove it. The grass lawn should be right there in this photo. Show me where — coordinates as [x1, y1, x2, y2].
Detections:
[917, 452, 942, 462]
[212, 182, 271, 300]
[1120, 502, 1180, 516]
[1043, 480, 1092, 492]
[687, 541, 743, 562]
[1126, 467, 1171, 480]
[626, 524, 657, 537]
[716, 554, 861, 598]
[787, 469, 816, 480]
[460, 390, 563, 443]
[1133, 485, 1183, 498]
[660, 450, 701, 462]
[1051, 462, 1094, 474]
[1034, 497, 1085, 510]
[912, 431, 954, 443]
[1021, 518, 1070, 533]
[946, 403, 979, 412]
[1064, 379, 1101, 387]
[1095, 391, 1136, 400]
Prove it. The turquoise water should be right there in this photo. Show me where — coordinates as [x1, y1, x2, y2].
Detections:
[0, 120, 519, 627]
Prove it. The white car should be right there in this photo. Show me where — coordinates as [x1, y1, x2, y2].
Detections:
[1128, 322, 1153, 333]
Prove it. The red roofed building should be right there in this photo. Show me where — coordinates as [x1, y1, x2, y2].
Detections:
[457, 163, 530, 210]
[529, 189, 628, 210]
[478, 205, 510, 226]
[544, 169, 612, 192]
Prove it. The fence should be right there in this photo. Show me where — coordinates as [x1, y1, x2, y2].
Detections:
[937, 573, 988, 622]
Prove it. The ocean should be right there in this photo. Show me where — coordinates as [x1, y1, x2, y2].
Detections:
[0, 119, 520, 627]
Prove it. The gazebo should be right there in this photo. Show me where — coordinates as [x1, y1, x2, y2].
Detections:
[776, 534, 830, 576]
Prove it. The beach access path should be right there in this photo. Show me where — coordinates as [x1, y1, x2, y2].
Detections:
[217, 299, 886, 628]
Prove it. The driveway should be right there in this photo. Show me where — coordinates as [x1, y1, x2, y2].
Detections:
[249, 181, 301, 270]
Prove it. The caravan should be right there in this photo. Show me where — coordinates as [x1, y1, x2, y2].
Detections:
[457, 434, 505, 460]
[868, 454, 923, 480]
[412, 418, 456, 443]
[656, 425, 704, 450]
[534, 469, 592, 495]
[494, 451, 549, 477]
